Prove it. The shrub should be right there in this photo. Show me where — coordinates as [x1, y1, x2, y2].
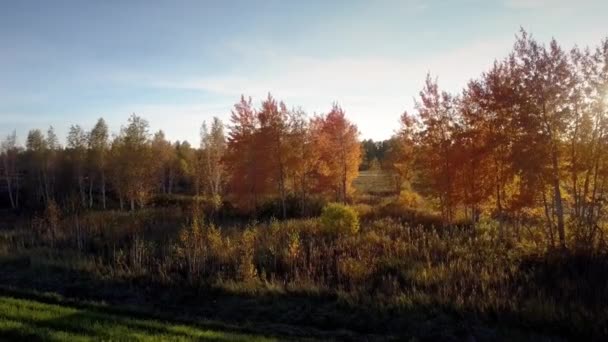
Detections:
[352, 203, 373, 218]
[398, 190, 424, 209]
[238, 228, 258, 282]
[320, 203, 360, 235]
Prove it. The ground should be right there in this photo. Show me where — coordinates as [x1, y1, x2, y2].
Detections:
[352, 170, 395, 194]
[0, 294, 277, 342]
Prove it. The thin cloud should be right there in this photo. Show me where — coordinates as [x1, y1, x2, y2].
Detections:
[108, 103, 233, 145]
[503, 0, 579, 10]
[108, 37, 514, 140]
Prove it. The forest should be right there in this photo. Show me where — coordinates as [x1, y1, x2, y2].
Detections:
[1, 31, 607, 340]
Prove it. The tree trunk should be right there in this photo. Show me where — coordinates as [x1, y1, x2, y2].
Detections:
[551, 147, 566, 249]
[89, 177, 94, 208]
[4, 173, 15, 209]
[7, 180, 15, 209]
[14, 175, 19, 208]
[278, 168, 286, 219]
[79, 175, 86, 207]
[168, 169, 174, 195]
[37, 169, 45, 204]
[1, 154, 16, 209]
[542, 189, 556, 248]
[101, 171, 107, 210]
[118, 189, 124, 211]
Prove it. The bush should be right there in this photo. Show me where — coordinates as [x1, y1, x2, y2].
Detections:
[320, 203, 360, 235]
[352, 203, 373, 218]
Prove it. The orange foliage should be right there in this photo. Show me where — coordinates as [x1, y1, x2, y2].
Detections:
[223, 97, 361, 212]
[311, 104, 361, 203]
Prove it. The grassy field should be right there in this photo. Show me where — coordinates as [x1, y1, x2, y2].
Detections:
[0, 295, 275, 341]
[352, 170, 395, 194]
[1, 196, 606, 340]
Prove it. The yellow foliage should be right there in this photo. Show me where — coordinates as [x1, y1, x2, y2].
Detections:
[320, 203, 360, 235]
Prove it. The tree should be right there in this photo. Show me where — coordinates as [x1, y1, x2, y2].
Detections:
[565, 39, 608, 245]
[412, 75, 460, 224]
[67, 125, 88, 207]
[200, 117, 226, 208]
[107, 134, 126, 210]
[466, 60, 519, 228]
[360, 139, 390, 170]
[174, 140, 195, 195]
[123, 115, 154, 210]
[151, 130, 176, 195]
[360, 139, 377, 170]
[456, 87, 496, 223]
[44, 126, 61, 204]
[225, 96, 263, 212]
[88, 118, 109, 209]
[109, 114, 154, 211]
[285, 107, 317, 215]
[311, 104, 361, 203]
[257, 94, 291, 218]
[387, 113, 418, 194]
[25, 129, 48, 205]
[1, 131, 20, 209]
[511, 32, 573, 248]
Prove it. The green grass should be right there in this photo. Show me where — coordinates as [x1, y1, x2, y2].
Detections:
[0, 296, 276, 341]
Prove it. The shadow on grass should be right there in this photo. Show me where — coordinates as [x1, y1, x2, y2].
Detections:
[518, 249, 608, 310]
[0, 309, 262, 341]
[0, 256, 466, 340]
[1, 250, 605, 340]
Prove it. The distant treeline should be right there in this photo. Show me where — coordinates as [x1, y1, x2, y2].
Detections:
[0, 96, 361, 218]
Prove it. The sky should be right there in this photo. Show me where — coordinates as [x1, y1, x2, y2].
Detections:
[1, 0, 607, 145]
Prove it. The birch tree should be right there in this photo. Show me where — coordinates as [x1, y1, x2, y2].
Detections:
[1, 131, 19, 209]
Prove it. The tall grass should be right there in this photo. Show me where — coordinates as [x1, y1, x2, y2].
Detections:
[1, 205, 607, 339]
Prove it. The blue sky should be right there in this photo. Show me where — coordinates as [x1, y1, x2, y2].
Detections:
[1, 0, 607, 144]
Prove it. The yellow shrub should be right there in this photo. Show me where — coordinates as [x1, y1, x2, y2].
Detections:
[320, 203, 360, 235]
[398, 190, 424, 209]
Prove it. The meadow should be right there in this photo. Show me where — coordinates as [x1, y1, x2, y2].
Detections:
[1, 175, 607, 340]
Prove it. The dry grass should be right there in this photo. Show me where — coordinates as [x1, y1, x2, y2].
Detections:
[1, 206, 607, 339]
[352, 170, 396, 195]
